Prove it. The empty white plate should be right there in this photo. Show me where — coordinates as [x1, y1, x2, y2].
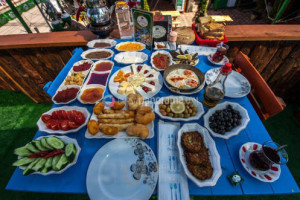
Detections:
[86, 139, 158, 200]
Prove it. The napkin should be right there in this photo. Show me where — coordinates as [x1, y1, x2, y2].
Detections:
[178, 45, 217, 56]
[158, 120, 190, 200]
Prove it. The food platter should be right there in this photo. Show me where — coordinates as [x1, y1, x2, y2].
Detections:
[114, 52, 148, 64]
[207, 54, 229, 66]
[170, 49, 199, 66]
[86, 138, 158, 200]
[177, 123, 222, 187]
[115, 41, 146, 52]
[108, 64, 163, 100]
[205, 68, 251, 98]
[85, 101, 155, 139]
[150, 50, 173, 71]
[239, 142, 281, 182]
[163, 64, 205, 94]
[37, 106, 90, 134]
[17, 135, 81, 176]
[77, 62, 113, 104]
[52, 60, 94, 104]
[87, 39, 117, 49]
[203, 101, 250, 139]
[81, 49, 114, 60]
[154, 96, 204, 121]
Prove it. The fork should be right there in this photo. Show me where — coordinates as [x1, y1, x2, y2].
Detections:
[174, 183, 178, 200]
[170, 184, 173, 200]
[178, 183, 182, 200]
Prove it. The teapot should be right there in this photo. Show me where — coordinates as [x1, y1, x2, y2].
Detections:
[78, 0, 114, 26]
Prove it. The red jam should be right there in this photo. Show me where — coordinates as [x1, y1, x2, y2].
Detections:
[73, 62, 92, 72]
[94, 62, 113, 72]
[53, 88, 79, 103]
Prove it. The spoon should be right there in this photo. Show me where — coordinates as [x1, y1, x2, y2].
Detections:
[275, 144, 288, 152]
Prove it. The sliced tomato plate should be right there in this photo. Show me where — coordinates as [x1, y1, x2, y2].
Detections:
[37, 106, 90, 134]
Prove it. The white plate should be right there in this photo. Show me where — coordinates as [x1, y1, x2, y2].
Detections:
[150, 50, 173, 71]
[19, 135, 81, 175]
[205, 68, 251, 98]
[207, 54, 229, 66]
[90, 60, 114, 73]
[86, 138, 158, 200]
[85, 101, 155, 139]
[239, 142, 281, 182]
[87, 39, 117, 49]
[81, 49, 114, 60]
[37, 106, 90, 134]
[108, 64, 163, 100]
[203, 101, 250, 139]
[177, 123, 222, 187]
[52, 85, 81, 105]
[154, 96, 204, 121]
[114, 52, 148, 64]
[115, 41, 146, 51]
[163, 79, 205, 95]
[77, 84, 107, 105]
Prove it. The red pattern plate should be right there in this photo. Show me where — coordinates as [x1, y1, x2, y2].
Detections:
[239, 142, 281, 183]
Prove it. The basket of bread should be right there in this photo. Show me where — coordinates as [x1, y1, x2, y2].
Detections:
[193, 16, 228, 46]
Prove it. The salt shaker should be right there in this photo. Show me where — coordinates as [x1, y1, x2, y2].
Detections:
[169, 31, 177, 50]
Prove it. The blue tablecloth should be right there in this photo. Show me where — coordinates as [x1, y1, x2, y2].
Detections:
[6, 40, 299, 196]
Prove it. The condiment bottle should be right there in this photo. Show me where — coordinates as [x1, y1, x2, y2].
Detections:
[169, 31, 177, 50]
[203, 63, 232, 108]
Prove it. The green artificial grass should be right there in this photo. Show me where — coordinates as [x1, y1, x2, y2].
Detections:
[0, 90, 299, 200]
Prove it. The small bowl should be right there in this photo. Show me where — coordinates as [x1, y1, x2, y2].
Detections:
[163, 64, 205, 93]
[115, 41, 146, 52]
[203, 101, 250, 139]
[114, 52, 148, 64]
[72, 60, 94, 72]
[91, 60, 114, 73]
[150, 50, 173, 71]
[81, 49, 114, 60]
[87, 39, 117, 49]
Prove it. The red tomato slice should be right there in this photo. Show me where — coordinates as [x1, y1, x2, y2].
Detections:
[74, 113, 85, 125]
[68, 121, 80, 129]
[57, 110, 64, 120]
[41, 114, 52, 123]
[46, 119, 55, 129]
[60, 120, 70, 131]
[67, 111, 75, 121]
[51, 111, 58, 119]
[50, 120, 60, 130]
[61, 110, 68, 120]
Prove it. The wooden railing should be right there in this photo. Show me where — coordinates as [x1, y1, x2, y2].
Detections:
[0, 25, 299, 103]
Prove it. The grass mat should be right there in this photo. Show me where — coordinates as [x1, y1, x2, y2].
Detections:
[0, 90, 298, 199]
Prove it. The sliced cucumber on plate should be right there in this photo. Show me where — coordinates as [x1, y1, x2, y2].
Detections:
[13, 136, 78, 176]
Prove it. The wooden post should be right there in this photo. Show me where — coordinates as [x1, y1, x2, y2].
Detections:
[5, 0, 32, 33]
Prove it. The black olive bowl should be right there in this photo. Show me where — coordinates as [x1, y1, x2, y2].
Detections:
[163, 64, 205, 93]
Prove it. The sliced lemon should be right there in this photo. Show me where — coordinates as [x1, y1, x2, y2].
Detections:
[185, 54, 192, 60]
[177, 55, 186, 59]
[170, 101, 185, 114]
